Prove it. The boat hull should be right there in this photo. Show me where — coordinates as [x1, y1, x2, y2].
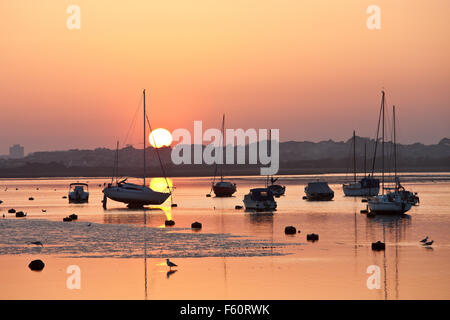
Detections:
[268, 185, 286, 197]
[368, 198, 412, 214]
[213, 184, 236, 197]
[243, 195, 277, 211]
[103, 187, 170, 206]
[343, 185, 379, 197]
[68, 192, 89, 203]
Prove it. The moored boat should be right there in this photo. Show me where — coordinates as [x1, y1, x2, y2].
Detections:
[210, 114, 237, 197]
[102, 89, 171, 208]
[68, 183, 89, 203]
[367, 94, 412, 214]
[343, 131, 380, 196]
[243, 188, 277, 211]
[304, 182, 334, 201]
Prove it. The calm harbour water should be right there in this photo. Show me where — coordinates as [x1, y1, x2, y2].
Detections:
[0, 173, 449, 299]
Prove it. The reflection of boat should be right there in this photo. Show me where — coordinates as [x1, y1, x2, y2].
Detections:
[68, 183, 89, 203]
[211, 114, 237, 197]
[343, 131, 380, 196]
[304, 182, 334, 201]
[368, 94, 411, 214]
[243, 188, 277, 211]
[103, 89, 171, 208]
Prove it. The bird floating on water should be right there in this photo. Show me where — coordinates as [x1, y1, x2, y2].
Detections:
[166, 258, 177, 270]
[420, 236, 429, 243]
[422, 240, 434, 246]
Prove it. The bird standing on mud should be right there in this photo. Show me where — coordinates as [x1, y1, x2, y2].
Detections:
[166, 258, 177, 270]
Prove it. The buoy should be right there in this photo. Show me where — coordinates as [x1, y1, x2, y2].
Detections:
[63, 217, 72, 222]
[8, 208, 16, 214]
[206, 194, 211, 197]
[284, 226, 296, 235]
[28, 197, 34, 200]
[42, 209, 46, 213]
[372, 241, 385, 251]
[15, 211, 26, 217]
[235, 205, 243, 210]
[69, 214, 78, 220]
[298, 230, 301, 233]
[62, 196, 67, 199]
[191, 221, 202, 229]
[28, 259, 45, 271]
[171, 203, 178, 208]
[307, 233, 319, 241]
[165, 220, 175, 226]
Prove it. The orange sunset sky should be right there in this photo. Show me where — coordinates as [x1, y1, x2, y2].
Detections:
[0, 0, 449, 154]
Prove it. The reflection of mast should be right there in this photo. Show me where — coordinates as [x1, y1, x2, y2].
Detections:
[382, 223, 388, 300]
[219, 208, 228, 296]
[395, 218, 399, 299]
[144, 208, 148, 300]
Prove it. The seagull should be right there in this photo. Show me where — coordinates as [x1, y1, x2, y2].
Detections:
[420, 236, 429, 243]
[166, 258, 177, 270]
[423, 240, 434, 246]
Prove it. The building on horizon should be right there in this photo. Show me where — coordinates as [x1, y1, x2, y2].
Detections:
[9, 144, 24, 159]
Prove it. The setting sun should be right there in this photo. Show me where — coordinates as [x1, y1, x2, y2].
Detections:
[149, 128, 173, 148]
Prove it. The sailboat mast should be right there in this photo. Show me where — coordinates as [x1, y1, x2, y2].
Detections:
[381, 90, 385, 194]
[393, 105, 397, 179]
[364, 143, 367, 177]
[220, 114, 225, 182]
[353, 130, 356, 183]
[143, 89, 146, 186]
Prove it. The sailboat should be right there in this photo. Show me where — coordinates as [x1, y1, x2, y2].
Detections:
[368, 93, 411, 214]
[343, 131, 380, 196]
[102, 90, 171, 208]
[384, 106, 420, 206]
[266, 130, 286, 197]
[211, 114, 237, 197]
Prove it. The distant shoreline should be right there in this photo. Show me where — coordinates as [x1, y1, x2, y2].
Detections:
[1, 167, 449, 180]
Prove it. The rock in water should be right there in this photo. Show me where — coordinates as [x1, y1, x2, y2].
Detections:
[8, 208, 16, 213]
[284, 226, 296, 234]
[191, 221, 202, 229]
[307, 233, 319, 241]
[69, 214, 78, 220]
[372, 241, 385, 251]
[28, 259, 45, 271]
[15, 211, 26, 217]
[63, 217, 72, 222]
[165, 220, 175, 226]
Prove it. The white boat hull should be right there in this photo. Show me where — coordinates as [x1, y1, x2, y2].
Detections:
[104, 186, 170, 206]
[368, 195, 412, 214]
